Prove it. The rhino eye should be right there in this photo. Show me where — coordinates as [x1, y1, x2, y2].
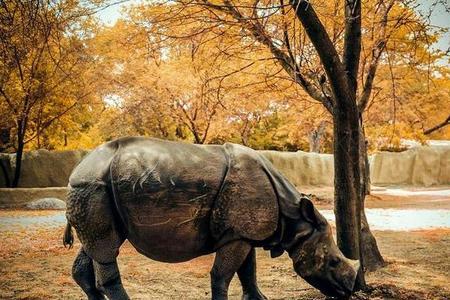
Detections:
[329, 257, 340, 268]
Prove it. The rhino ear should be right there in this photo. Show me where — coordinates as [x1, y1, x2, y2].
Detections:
[299, 197, 317, 224]
[281, 222, 314, 250]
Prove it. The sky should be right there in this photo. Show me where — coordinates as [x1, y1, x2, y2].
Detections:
[95, 0, 449, 54]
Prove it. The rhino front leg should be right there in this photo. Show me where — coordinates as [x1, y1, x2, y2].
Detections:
[237, 248, 268, 300]
[210, 240, 252, 300]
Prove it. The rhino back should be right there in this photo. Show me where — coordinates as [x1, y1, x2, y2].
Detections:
[68, 140, 119, 187]
[110, 137, 227, 261]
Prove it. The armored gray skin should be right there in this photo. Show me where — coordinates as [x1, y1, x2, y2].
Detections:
[64, 137, 359, 300]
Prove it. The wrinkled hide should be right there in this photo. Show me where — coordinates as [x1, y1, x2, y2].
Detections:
[68, 137, 297, 262]
[211, 143, 278, 245]
[110, 138, 227, 262]
[66, 137, 358, 298]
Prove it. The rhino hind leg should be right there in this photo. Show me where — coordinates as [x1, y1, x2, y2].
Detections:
[72, 248, 105, 300]
[66, 183, 125, 263]
[93, 259, 129, 300]
[67, 184, 129, 299]
[210, 240, 252, 300]
[237, 248, 268, 300]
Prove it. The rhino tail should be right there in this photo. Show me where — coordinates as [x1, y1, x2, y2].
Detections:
[63, 222, 74, 249]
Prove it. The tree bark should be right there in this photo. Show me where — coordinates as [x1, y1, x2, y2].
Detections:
[12, 118, 26, 188]
[360, 210, 385, 271]
[333, 105, 365, 289]
[0, 159, 11, 188]
[359, 126, 385, 271]
[424, 115, 450, 135]
[12, 135, 24, 188]
[0, 127, 12, 187]
[308, 121, 326, 153]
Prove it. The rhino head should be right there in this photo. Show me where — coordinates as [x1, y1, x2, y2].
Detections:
[276, 197, 359, 298]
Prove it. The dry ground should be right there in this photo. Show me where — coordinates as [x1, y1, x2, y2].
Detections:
[0, 190, 449, 300]
[303, 186, 450, 210]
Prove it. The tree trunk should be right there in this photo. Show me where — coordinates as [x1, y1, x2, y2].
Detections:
[12, 136, 24, 188]
[360, 211, 385, 271]
[37, 128, 41, 149]
[0, 127, 11, 151]
[308, 133, 320, 152]
[0, 159, 11, 187]
[0, 127, 12, 187]
[308, 121, 326, 153]
[333, 105, 365, 289]
[359, 126, 386, 271]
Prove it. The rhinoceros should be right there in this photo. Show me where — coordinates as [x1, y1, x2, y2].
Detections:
[63, 137, 359, 300]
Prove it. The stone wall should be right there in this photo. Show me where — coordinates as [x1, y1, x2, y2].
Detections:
[0, 145, 448, 188]
[260, 150, 334, 187]
[0, 187, 68, 208]
[370, 146, 450, 186]
[0, 149, 88, 188]
[262, 146, 449, 188]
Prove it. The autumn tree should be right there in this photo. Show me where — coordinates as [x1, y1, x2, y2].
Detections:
[130, 0, 446, 286]
[0, 0, 99, 186]
[86, 17, 311, 147]
[365, 61, 450, 148]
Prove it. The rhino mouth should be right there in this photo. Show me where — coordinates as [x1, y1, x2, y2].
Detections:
[328, 278, 353, 297]
[327, 272, 355, 298]
[303, 273, 353, 298]
[317, 283, 351, 298]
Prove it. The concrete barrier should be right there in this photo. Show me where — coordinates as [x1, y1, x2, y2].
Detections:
[263, 146, 449, 188]
[0, 144, 448, 189]
[370, 146, 450, 187]
[260, 150, 334, 187]
[0, 149, 88, 188]
[0, 187, 68, 208]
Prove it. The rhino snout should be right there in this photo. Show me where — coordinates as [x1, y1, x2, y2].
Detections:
[333, 258, 360, 297]
[350, 259, 360, 274]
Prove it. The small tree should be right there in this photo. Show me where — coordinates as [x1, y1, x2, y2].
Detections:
[0, 0, 96, 186]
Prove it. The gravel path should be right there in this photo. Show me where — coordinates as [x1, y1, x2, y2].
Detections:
[320, 208, 450, 231]
[1, 208, 449, 232]
[0, 212, 66, 231]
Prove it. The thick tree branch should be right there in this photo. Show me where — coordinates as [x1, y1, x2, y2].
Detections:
[357, 40, 385, 112]
[0, 87, 17, 114]
[199, 0, 332, 111]
[343, 0, 361, 92]
[291, 0, 354, 109]
[358, 0, 396, 113]
[280, 0, 334, 112]
[424, 115, 450, 135]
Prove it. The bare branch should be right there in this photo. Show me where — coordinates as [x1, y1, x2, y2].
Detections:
[358, 0, 395, 113]
[205, 0, 332, 109]
[424, 115, 450, 135]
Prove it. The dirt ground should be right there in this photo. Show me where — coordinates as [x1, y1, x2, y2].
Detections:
[0, 190, 449, 300]
[303, 186, 450, 210]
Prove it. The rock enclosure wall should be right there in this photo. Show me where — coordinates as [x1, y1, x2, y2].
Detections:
[370, 146, 450, 186]
[0, 145, 448, 188]
[0, 149, 88, 188]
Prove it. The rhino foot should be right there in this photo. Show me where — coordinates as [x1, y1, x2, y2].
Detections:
[242, 290, 268, 300]
[238, 248, 268, 300]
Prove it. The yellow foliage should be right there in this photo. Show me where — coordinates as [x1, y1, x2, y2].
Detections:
[1, 0, 448, 152]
